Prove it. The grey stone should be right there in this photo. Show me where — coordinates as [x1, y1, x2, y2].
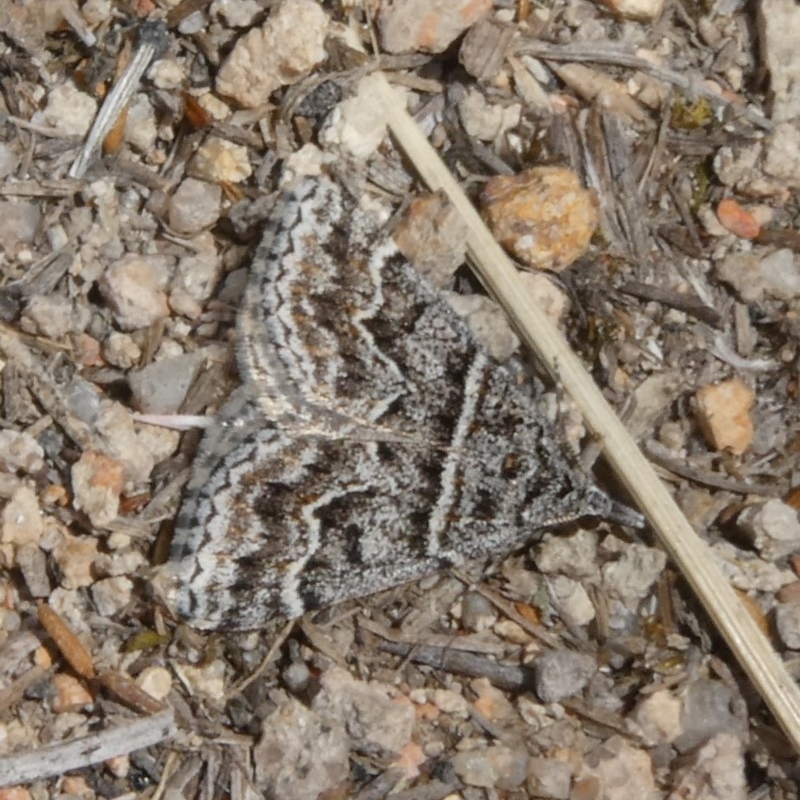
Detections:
[534, 650, 596, 703]
[312, 667, 414, 757]
[168, 178, 222, 235]
[675, 679, 741, 753]
[128, 351, 206, 414]
[775, 601, 800, 649]
[460, 590, 496, 632]
[253, 697, 349, 799]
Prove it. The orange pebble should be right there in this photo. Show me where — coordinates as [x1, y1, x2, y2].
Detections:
[694, 378, 754, 455]
[414, 702, 440, 721]
[391, 740, 425, 780]
[51, 673, 93, 713]
[716, 198, 760, 239]
[60, 776, 93, 798]
[0, 787, 34, 800]
[72, 333, 104, 367]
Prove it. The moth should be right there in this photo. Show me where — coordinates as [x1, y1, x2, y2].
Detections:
[158, 176, 640, 630]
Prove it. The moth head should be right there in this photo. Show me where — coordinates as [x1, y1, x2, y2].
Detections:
[521, 484, 644, 530]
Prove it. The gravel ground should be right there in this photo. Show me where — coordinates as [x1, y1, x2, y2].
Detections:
[1, 0, 800, 797]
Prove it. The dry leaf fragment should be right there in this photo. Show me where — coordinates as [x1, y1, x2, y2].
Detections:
[98, 670, 166, 715]
[37, 602, 96, 679]
[550, 62, 648, 122]
[181, 90, 214, 129]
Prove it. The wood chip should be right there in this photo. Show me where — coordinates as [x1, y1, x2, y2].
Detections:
[0, 709, 175, 787]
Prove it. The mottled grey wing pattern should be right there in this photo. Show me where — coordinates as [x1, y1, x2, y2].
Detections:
[163, 176, 630, 631]
[237, 178, 409, 426]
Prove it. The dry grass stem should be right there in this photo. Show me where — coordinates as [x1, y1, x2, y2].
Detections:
[373, 71, 800, 755]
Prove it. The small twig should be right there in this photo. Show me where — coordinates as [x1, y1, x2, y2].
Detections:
[515, 40, 772, 131]
[618, 281, 721, 326]
[666, 178, 705, 257]
[754, 228, 800, 253]
[98, 670, 166, 715]
[449, 568, 564, 650]
[148, 750, 180, 800]
[0, 178, 83, 197]
[358, 615, 508, 656]
[69, 21, 169, 179]
[0, 709, 175, 787]
[2, 249, 75, 301]
[300, 617, 351, 669]
[221, 619, 295, 702]
[1, 113, 80, 139]
[709, 336, 778, 372]
[379, 640, 536, 691]
[642, 440, 778, 496]
[561, 696, 645, 741]
[58, 0, 96, 46]
[131, 412, 213, 430]
[0, 665, 52, 713]
[352, 769, 406, 800]
[372, 72, 800, 754]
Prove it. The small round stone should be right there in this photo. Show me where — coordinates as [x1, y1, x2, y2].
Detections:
[481, 167, 599, 272]
[533, 650, 596, 704]
[137, 666, 173, 701]
[460, 590, 497, 632]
